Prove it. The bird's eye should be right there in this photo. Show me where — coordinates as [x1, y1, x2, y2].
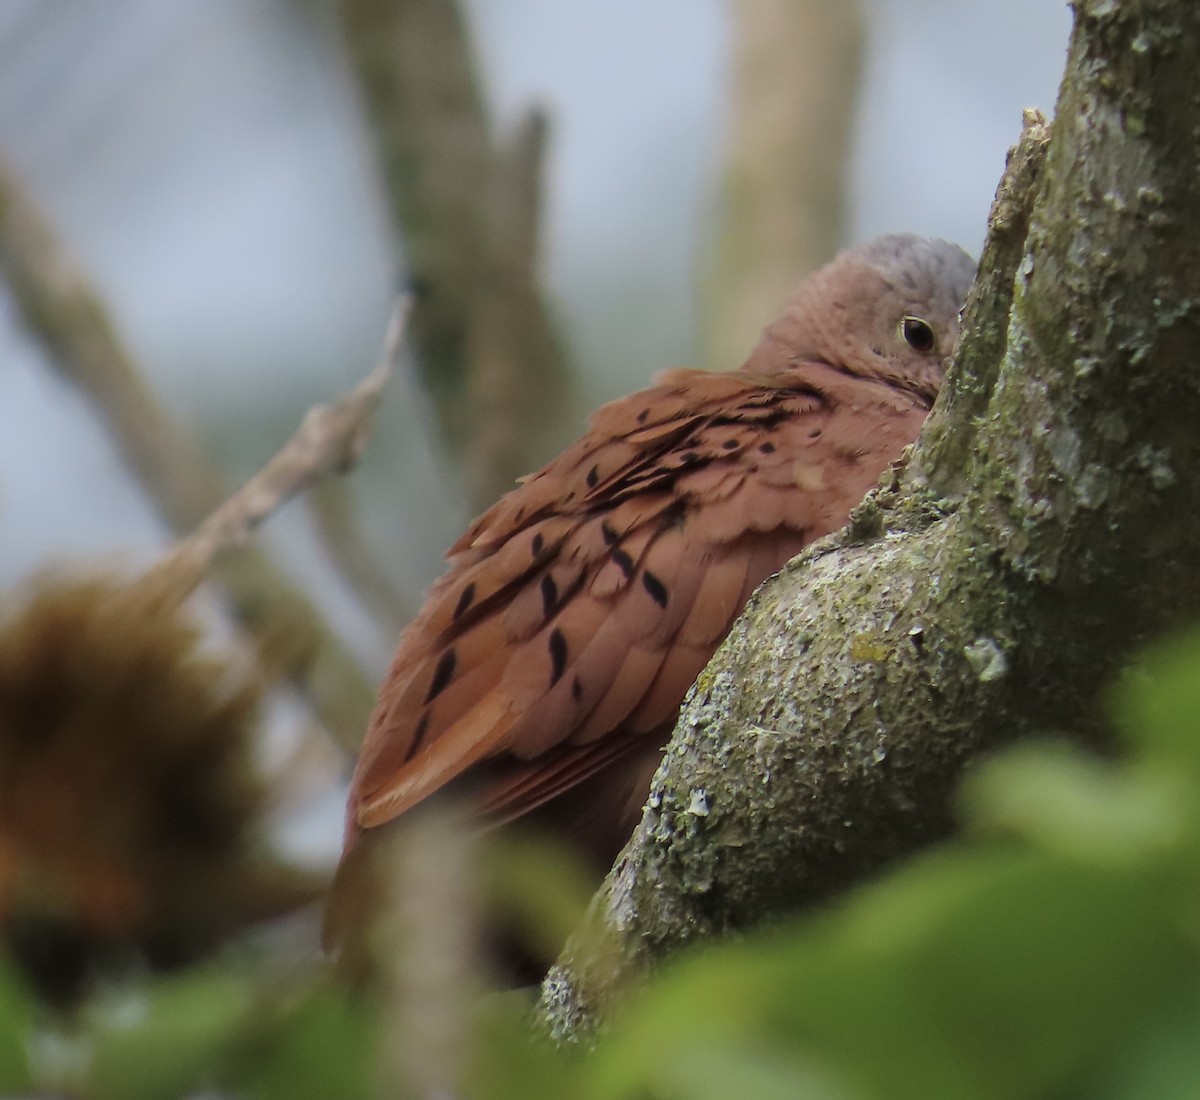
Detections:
[901, 316, 936, 353]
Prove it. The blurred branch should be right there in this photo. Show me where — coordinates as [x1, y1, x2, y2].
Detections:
[0, 161, 226, 531]
[153, 301, 411, 594]
[0, 156, 377, 753]
[704, 0, 865, 369]
[465, 106, 572, 506]
[374, 807, 480, 1099]
[308, 479, 413, 633]
[337, 0, 575, 512]
[337, 0, 488, 448]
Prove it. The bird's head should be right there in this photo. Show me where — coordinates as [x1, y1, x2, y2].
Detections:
[748, 233, 977, 402]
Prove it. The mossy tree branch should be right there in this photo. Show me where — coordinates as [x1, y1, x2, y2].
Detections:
[540, 0, 1200, 1039]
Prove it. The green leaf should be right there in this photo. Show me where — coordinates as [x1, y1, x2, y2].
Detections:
[960, 741, 1193, 866]
[599, 843, 1193, 1100]
[232, 980, 376, 1100]
[1101, 986, 1200, 1100]
[469, 992, 591, 1100]
[481, 828, 597, 964]
[655, 1041, 860, 1100]
[82, 966, 258, 1100]
[1112, 627, 1200, 775]
[0, 958, 35, 1092]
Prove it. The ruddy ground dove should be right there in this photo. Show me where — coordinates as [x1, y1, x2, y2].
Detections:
[330, 233, 975, 937]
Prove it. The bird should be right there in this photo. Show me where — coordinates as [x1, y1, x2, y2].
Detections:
[328, 233, 975, 951]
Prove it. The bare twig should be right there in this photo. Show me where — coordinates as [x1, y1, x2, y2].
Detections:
[0, 157, 379, 751]
[151, 300, 412, 592]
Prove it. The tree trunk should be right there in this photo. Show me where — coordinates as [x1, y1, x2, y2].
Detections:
[703, 0, 864, 370]
[337, 0, 575, 511]
[540, 0, 1200, 1040]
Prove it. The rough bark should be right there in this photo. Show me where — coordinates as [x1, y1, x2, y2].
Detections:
[540, 0, 1200, 1040]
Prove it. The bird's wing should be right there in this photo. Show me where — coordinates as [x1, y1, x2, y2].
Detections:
[348, 362, 929, 839]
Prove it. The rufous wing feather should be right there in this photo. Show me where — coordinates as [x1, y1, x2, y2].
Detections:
[344, 362, 933, 846]
[327, 233, 978, 971]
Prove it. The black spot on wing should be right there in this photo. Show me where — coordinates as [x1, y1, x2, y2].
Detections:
[642, 570, 669, 609]
[611, 548, 635, 579]
[660, 499, 688, 529]
[424, 649, 457, 704]
[540, 573, 559, 615]
[549, 629, 568, 686]
[453, 583, 476, 621]
[404, 712, 431, 764]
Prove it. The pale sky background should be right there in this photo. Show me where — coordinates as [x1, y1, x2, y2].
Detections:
[0, 0, 1073, 857]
